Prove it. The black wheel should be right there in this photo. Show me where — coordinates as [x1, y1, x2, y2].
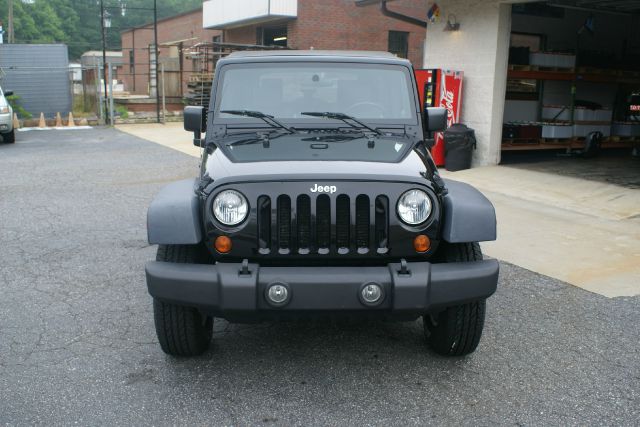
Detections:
[152, 244, 213, 356]
[424, 242, 487, 356]
[2, 130, 15, 143]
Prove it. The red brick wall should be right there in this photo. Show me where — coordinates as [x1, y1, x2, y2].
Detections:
[222, 0, 427, 67]
[121, 1, 427, 97]
[121, 9, 221, 96]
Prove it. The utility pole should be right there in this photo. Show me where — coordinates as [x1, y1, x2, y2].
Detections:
[153, 0, 160, 124]
[100, 0, 109, 124]
[8, 0, 14, 43]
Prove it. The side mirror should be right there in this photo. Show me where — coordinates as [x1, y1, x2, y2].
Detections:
[424, 107, 447, 132]
[4, 91, 14, 97]
[184, 106, 207, 147]
[184, 106, 206, 133]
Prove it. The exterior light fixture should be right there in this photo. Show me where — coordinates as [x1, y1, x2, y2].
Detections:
[103, 11, 112, 28]
[444, 14, 460, 31]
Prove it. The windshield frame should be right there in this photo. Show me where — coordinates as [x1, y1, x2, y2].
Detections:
[210, 60, 420, 129]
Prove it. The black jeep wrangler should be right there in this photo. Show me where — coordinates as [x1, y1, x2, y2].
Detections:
[145, 51, 498, 357]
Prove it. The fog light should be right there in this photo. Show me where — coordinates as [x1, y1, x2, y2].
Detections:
[360, 282, 384, 305]
[266, 282, 290, 306]
[214, 236, 232, 253]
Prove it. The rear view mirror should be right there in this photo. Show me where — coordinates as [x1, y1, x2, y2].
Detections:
[184, 106, 206, 133]
[424, 107, 447, 132]
[4, 91, 14, 97]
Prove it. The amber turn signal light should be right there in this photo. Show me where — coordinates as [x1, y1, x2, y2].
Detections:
[214, 236, 232, 253]
[413, 234, 431, 253]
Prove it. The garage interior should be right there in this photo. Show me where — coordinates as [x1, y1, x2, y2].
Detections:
[500, 0, 640, 188]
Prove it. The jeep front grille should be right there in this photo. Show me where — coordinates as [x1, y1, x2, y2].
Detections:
[257, 194, 389, 255]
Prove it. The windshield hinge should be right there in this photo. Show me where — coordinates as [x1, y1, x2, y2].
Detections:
[211, 125, 227, 138]
[404, 125, 421, 138]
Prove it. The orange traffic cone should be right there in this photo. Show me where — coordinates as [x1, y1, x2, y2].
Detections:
[78, 118, 89, 126]
[38, 113, 46, 128]
[67, 112, 75, 127]
[13, 113, 20, 130]
[55, 112, 63, 127]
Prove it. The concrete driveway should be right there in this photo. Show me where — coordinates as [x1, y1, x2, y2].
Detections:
[1, 128, 639, 424]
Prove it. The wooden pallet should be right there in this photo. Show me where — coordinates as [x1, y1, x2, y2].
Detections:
[539, 137, 572, 143]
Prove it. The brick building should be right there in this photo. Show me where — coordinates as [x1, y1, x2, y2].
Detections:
[205, 0, 428, 67]
[120, 1, 427, 100]
[120, 9, 221, 99]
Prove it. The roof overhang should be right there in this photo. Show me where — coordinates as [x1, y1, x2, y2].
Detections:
[203, 0, 297, 30]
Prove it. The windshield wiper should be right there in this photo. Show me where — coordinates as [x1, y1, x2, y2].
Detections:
[300, 111, 382, 136]
[221, 110, 294, 134]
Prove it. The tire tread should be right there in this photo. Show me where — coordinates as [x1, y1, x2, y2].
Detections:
[153, 244, 212, 356]
[425, 242, 487, 356]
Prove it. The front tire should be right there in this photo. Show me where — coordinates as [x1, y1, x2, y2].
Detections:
[424, 242, 487, 356]
[2, 130, 15, 144]
[152, 244, 213, 356]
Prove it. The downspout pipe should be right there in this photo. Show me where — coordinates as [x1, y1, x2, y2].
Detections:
[380, 0, 427, 28]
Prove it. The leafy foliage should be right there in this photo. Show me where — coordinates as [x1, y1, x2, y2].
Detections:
[7, 94, 32, 119]
[0, 0, 203, 59]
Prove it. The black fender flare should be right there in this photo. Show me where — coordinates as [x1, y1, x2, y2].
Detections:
[441, 179, 496, 243]
[147, 179, 203, 245]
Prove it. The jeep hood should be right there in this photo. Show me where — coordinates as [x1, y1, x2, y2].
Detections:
[204, 147, 430, 185]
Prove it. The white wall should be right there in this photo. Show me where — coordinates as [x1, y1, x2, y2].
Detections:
[424, 0, 516, 166]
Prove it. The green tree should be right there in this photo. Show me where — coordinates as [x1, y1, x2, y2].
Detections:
[0, 0, 204, 60]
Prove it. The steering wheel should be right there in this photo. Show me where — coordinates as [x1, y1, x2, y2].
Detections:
[345, 102, 385, 119]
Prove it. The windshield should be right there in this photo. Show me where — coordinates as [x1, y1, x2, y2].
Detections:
[220, 133, 413, 163]
[215, 63, 415, 122]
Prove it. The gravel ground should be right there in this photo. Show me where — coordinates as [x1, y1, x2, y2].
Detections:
[1, 128, 639, 425]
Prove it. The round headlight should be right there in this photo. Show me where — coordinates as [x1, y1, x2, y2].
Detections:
[397, 189, 432, 225]
[213, 190, 248, 226]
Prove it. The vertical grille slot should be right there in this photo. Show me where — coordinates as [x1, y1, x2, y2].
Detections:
[297, 195, 311, 253]
[257, 196, 271, 253]
[277, 195, 291, 252]
[316, 195, 331, 252]
[375, 195, 389, 253]
[355, 195, 370, 251]
[336, 195, 350, 252]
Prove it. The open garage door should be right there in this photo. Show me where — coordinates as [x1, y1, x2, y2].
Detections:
[500, 1, 640, 188]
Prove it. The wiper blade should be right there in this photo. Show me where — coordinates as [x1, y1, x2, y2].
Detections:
[221, 110, 294, 134]
[300, 111, 382, 135]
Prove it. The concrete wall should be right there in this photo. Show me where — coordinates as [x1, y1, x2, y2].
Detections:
[423, 0, 517, 166]
[0, 44, 72, 118]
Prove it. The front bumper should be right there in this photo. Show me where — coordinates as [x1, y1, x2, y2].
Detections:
[0, 113, 12, 132]
[146, 260, 499, 317]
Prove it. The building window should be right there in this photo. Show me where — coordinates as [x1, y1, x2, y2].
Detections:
[212, 35, 221, 52]
[388, 31, 409, 59]
[129, 49, 135, 73]
[259, 27, 288, 47]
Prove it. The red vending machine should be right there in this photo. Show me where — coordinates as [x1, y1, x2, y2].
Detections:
[414, 69, 464, 166]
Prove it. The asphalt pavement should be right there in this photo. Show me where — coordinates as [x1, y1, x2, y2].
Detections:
[1, 128, 639, 425]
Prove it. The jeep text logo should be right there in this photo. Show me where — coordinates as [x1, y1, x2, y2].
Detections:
[310, 184, 337, 194]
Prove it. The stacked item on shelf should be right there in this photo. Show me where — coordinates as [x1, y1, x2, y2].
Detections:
[540, 123, 572, 139]
[502, 121, 542, 141]
[529, 52, 576, 69]
[612, 122, 640, 137]
[541, 104, 612, 137]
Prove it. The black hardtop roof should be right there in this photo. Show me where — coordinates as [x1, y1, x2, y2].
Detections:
[220, 50, 411, 66]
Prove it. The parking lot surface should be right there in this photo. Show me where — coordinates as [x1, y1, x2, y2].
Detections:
[1, 128, 639, 425]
